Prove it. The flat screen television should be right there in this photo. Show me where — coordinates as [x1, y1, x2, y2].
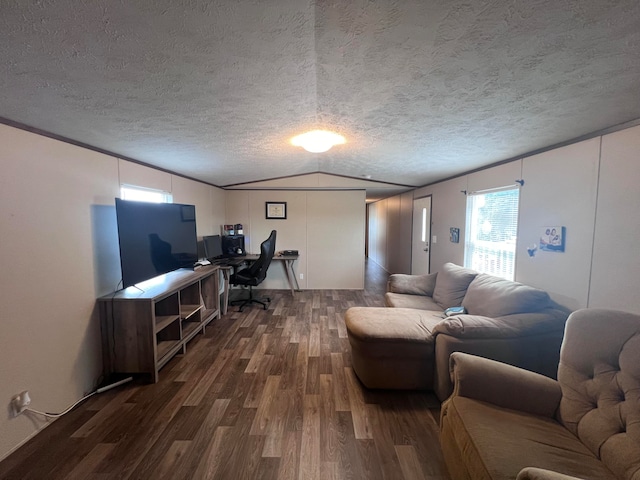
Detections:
[115, 198, 198, 288]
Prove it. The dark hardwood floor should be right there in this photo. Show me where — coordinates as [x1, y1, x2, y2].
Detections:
[0, 259, 449, 480]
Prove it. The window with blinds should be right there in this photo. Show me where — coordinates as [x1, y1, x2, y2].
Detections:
[464, 187, 520, 280]
[120, 185, 173, 203]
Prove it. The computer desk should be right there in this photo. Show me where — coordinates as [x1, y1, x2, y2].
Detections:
[212, 254, 300, 314]
[242, 253, 301, 295]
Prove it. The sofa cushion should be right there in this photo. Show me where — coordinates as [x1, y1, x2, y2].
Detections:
[432, 263, 478, 309]
[345, 307, 441, 357]
[345, 307, 441, 390]
[387, 273, 437, 296]
[433, 311, 567, 339]
[462, 274, 551, 317]
[385, 292, 443, 311]
[442, 396, 617, 480]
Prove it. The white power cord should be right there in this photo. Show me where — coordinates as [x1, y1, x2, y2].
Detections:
[24, 377, 133, 419]
[25, 392, 97, 418]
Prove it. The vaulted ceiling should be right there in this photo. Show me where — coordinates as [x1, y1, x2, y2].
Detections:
[2, 0, 639, 200]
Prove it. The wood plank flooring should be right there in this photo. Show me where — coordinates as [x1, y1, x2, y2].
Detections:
[0, 260, 449, 480]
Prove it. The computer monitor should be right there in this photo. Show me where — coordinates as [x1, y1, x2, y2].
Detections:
[203, 235, 223, 259]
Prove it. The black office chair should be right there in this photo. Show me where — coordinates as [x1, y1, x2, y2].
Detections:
[229, 230, 276, 312]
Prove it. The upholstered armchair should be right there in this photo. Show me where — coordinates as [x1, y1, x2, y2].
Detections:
[439, 308, 640, 480]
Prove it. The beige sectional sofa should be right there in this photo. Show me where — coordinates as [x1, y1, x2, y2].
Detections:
[440, 308, 640, 480]
[345, 263, 569, 400]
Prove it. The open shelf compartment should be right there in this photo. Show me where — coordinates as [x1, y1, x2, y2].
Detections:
[98, 266, 222, 383]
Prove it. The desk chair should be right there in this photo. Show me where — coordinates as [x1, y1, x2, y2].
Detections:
[230, 230, 276, 312]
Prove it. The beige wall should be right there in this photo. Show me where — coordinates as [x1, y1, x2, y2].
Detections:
[307, 190, 365, 289]
[0, 125, 226, 460]
[0, 125, 118, 460]
[119, 159, 172, 192]
[589, 127, 640, 309]
[419, 176, 468, 272]
[225, 190, 366, 290]
[375, 124, 640, 313]
[516, 139, 600, 309]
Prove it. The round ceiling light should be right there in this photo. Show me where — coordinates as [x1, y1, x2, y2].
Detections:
[290, 130, 346, 153]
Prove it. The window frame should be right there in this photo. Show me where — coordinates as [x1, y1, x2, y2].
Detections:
[120, 185, 173, 203]
[463, 185, 520, 280]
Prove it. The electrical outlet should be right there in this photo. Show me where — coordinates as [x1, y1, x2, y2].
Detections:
[300, 273, 304, 280]
[10, 391, 31, 417]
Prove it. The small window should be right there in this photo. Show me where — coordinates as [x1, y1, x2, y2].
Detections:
[464, 187, 520, 280]
[120, 185, 172, 203]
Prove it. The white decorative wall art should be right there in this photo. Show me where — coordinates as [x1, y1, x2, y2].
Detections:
[540, 226, 565, 252]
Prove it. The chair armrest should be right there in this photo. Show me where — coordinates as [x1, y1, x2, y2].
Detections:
[387, 273, 437, 296]
[517, 467, 586, 480]
[449, 352, 561, 417]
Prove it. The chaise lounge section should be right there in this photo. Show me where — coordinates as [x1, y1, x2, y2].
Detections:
[346, 263, 570, 400]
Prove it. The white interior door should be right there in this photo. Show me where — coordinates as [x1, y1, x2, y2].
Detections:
[411, 196, 432, 275]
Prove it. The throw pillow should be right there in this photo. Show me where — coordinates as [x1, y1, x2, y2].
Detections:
[432, 263, 478, 309]
[462, 274, 551, 317]
[388, 273, 437, 296]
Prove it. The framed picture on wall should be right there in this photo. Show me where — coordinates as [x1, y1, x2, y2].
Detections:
[266, 202, 287, 219]
[450, 227, 460, 243]
[539, 226, 566, 252]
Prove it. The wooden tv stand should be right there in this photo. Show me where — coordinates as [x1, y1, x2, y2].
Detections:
[98, 266, 221, 383]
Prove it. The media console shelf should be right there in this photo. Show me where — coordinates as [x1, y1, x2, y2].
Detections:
[98, 266, 220, 383]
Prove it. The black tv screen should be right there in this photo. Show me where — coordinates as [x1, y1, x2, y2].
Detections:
[115, 198, 198, 288]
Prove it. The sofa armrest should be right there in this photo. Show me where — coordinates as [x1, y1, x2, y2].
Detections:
[433, 312, 566, 339]
[449, 352, 561, 417]
[517, 467, 587, 480]
[387, 272, 437, 296]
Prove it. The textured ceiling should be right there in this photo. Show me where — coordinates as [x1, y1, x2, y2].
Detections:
[1, 0, 640, 198]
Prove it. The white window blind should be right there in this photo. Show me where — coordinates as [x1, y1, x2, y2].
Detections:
[464, 187, 520, 280]
[120, 185, 172, 203]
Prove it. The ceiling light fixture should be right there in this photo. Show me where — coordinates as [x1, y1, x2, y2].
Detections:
[291, 130, 346, 153]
